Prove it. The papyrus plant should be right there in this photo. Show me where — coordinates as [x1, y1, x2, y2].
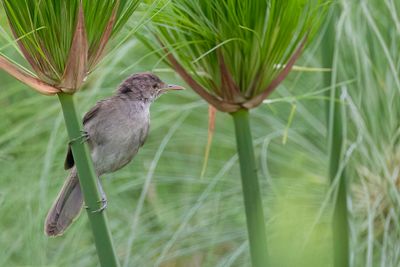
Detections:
[145, 1, 329, 266]
[0, 1, 140, 266]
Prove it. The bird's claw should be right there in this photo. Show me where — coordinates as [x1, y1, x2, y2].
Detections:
[91, 198, 108, 213]
[68, 130, 89, 145]
[80, 131, 89, 144]
[84, 198, 107, 213]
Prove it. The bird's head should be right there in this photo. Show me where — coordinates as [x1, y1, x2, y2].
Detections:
[117, 72, 184, 102]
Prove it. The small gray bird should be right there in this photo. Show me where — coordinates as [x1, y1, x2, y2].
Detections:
[45, 72, 183, 236]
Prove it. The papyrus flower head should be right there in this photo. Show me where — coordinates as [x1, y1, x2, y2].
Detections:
[2, 0, 140, 93]
[148, 0, 330, 112]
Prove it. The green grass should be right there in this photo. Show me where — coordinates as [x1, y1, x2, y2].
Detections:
[337, 1, 400, 266]
[0, 0, 399, 266]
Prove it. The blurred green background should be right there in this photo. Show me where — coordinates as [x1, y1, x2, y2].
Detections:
[0, 0, 399, 266]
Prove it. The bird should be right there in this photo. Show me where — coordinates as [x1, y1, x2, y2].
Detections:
[45, 72, 184, 236]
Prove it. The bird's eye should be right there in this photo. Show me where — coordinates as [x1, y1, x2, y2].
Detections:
[152, 84, 158, 89]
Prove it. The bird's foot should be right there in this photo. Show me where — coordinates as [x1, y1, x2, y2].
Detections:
[68, 130, 89, 145]
[91, 198, 108, 213]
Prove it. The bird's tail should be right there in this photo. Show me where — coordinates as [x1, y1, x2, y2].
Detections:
[45, 168, 83, 236]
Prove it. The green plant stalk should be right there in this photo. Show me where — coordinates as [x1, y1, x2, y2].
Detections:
[322, 8, 350, 267]
[58, 93, 120, 267]
[231, 109, 268, 267]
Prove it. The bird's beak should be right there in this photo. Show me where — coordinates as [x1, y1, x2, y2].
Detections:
[161, 84, 185, 93]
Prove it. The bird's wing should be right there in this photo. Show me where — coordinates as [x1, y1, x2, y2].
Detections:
[64, 100, 105, 170]
[83, 100, 105, 125]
